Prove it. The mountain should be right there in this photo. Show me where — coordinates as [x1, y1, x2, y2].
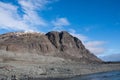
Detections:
[0, 31, 102, 63]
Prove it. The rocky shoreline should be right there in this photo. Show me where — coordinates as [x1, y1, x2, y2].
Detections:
[0, 61, 120, 80]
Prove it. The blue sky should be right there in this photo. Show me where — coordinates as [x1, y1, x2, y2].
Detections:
[0, 0, 120, 61]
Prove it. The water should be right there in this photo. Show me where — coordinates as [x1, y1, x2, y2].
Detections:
[18, 71, 120, 80]
[67, 71, 120, 80]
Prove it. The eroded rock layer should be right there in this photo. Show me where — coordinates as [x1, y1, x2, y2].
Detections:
[0, 31, 102, 63]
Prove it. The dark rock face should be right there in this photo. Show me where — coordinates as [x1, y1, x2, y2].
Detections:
[0, 31, 102, 63]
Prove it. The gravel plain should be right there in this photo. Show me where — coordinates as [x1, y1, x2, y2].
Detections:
[0, 51, 120, 80]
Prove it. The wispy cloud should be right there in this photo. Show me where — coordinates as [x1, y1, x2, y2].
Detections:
[52, 17, 70, 31]
[100, 53, 120, 61]
[0, 2, 31, 31]
[69, 29, 106, 55]
[0, 0, 56, 32]
[85, 41, 106, 54]
[18, 0, 48, 26]
[69, 29, 88, 41]
[99, 48, 120, 61]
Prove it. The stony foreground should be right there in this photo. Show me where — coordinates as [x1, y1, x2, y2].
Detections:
[0, 50, 120, 80]
[0, 60, 120, 80]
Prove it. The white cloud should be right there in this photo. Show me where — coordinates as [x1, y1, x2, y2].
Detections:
[85, 41, 105, 54]
[0, 2, 31, 31]
[19, 0, 49, 10]
[0, 0, 55, 32]
[100, 53, 120, 61]
[19, 0, 48, 26]
[69, 29, 88, 42]
[52, 18, 70, 27]
[98, 49, 120, 61]
[69, 29, 106, 55]
[85, 41, 105, 47]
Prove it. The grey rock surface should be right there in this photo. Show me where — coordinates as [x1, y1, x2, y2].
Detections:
[0, 31, 102, 63]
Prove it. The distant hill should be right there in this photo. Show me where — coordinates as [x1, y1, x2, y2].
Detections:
[0, 31, 102, 63]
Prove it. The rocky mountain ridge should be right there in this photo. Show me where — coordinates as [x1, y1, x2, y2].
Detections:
[0, 31, 102, 63]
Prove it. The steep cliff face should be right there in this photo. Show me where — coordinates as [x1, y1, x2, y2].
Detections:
[0, 31, 102, 63]
[46, 31, 102, 63]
